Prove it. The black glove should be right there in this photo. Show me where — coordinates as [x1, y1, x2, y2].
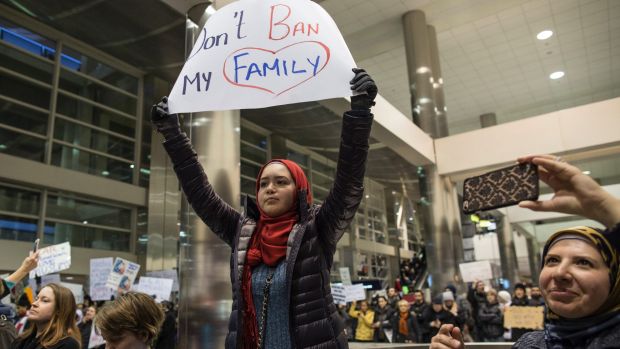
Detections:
[350, 68, 378, 111]
[151, 96, 181, 140]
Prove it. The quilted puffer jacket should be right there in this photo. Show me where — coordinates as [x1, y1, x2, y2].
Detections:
[162, 110, 373, 348]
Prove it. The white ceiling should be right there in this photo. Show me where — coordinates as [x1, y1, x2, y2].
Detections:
[320, 0, 620, 135]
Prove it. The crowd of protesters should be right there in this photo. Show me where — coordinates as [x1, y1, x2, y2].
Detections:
[338, 280, 546, 344]
[0, 252, 179, 349]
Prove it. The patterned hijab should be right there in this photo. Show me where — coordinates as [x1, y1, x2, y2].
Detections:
[541, 226, 620, 347]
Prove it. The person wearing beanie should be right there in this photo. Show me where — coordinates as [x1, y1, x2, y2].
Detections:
[422, 295, 457, 342]
[511, 282, 532, 341]
[444, 284, 474, 341]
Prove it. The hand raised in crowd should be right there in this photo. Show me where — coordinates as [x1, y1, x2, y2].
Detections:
[430, 324, 465, 349]
[517, 155, 620, 228]
[350, 68, 378, 111]
[6, 250, 40, 283]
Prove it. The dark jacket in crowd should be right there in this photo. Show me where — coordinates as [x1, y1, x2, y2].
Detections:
[155, 310, 177, 349]
[78, 320, 93, 349]
[477, 302, 504, 340]
[163, 111, 372, 349]
[11, 332, 80, 349]
[528, 296, 545, 306]
[389, 311, 421, 343]
[373, 304, 394, 342]
[421, 307, 457, 341]
[411, 301, 430, 339]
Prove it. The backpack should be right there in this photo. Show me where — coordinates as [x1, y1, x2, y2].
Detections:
[0, 314, 17, 348]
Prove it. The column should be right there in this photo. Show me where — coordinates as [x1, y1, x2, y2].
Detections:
[404, 10, 461, 293]
[427, 25, 449, 138]
[176, 2, 241, 348]
[526, 237, 542, 284]
[496, 215, 518, 284]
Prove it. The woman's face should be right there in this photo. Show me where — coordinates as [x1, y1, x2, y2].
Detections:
[515, 288, 525, 298]
[257, 163, 295, 217]
[103, 331, 148, 349]
[540, 239, 611, 319]
[360, 301, 369, 312]
[486, 293, 497, 304]
[28, 286, 55, 324]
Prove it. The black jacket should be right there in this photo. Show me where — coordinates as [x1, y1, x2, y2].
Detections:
[163, 111, 372, 348]
[477, 302, 503, 339]
[389, 311, 421, 343]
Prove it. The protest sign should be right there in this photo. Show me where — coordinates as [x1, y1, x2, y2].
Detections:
[88, 324, 106, 348]
[339, 267, 352, 285]
[504, 306, 544, 329]
[458, 260, 493, 283]
[30, 242, 71, 277]
[345, 283, 366, 302]
[168, 0, 356, 112]
[90, 258, 114, 301]
[135, 277, 174, 303]
[331, 284, 346, 305]
[40, 274, 61, 287]
[146, 269, 179, 292]
[60, 282, 84, 304]
[105, 258, 140, 293]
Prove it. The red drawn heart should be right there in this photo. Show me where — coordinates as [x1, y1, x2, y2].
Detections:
[223, 41, 331, 96]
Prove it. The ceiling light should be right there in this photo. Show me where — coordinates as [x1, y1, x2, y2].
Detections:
[537, 30, 553, 40]
[582, 170, 591, 175]
[101, 170, 110, 176]
[129, 164, 135, 169]
[549, 71, 564, 80]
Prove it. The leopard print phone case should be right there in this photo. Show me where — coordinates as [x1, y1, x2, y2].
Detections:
[462, 163, 539, 214]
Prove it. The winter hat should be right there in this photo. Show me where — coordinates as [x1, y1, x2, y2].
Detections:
[432, 295, 443, 305]
[497, 290, 511, 304]
[442, 291, 454, 302]
[514, 283, 526, 293]
[445, 284, 457, 296]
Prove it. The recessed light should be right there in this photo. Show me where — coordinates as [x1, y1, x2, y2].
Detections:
[582, 170, 591, 175]
[549, 71, 565, 80]
[537, 30, 553, 40]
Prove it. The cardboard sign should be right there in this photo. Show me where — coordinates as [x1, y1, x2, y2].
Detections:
[60, 282, 84, 304]
[105, 258, 140, 293]
[135, 277, 174, 303]
[345, 283, 367, 302]
[146, 269, 180, 292]
[30, 242, 71, 277]
[90, 258, 114, 301]
[458, 260, 493, 283]
[168, 0, 356, 112]
[504, 306, 544, 329]
[339, 267, 352, 285]
[331, 284, 346, 305]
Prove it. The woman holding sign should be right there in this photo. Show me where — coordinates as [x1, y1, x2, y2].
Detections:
[430, 156, 620, 349]
[151, 68, 377, 348]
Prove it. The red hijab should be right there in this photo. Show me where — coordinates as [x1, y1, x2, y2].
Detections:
[242, 159, 312, 348]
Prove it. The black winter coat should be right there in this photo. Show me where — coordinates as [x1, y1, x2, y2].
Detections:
[163, 110, 373, 348]
[477, 302, 503, 339]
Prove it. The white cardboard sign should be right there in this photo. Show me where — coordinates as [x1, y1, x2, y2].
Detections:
[105, 258, 140, 293]
[135, 277, 174, 303]
[339, 267, 352, 285]
[90, 258, 114, 301]
[459, 260, 494, 283]
[331, 284, 346, 305]
[346, 283, 367, 302]
[30, 242, 71, 278]
[168, 0, 356, 112]
[60, 282, 84, 304]
[146, 270, 179, 292]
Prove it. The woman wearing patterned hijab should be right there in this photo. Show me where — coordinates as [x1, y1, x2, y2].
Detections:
[430, 155, 620, 349]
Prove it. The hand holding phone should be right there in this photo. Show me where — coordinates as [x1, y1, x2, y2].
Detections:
[462, 163, 539, 214]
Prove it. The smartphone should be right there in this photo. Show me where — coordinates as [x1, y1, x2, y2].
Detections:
[462, 163, 539, 214]
[33, 238, 40, 252]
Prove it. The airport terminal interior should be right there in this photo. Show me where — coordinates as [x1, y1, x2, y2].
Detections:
[0, 0, 619, 348]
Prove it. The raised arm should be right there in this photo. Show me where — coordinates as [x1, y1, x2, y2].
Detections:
[151, 98, 241, 246]
[316, 68, 376, 254]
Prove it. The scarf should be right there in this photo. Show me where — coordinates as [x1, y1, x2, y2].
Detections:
[241, 159, 311, 349]
[542, 226, 620, 348]
[399, 311, 409, 336]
